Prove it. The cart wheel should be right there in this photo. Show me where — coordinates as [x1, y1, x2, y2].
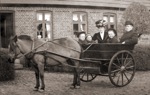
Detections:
[80, 69, 97, 82]
[108, 50, 136, 87]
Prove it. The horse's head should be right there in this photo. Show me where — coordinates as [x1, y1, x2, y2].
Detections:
[9, 35, 33, 62]
[8, 35, 21, 62]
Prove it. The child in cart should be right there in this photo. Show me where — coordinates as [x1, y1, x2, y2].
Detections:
[107, 28, 118, 43]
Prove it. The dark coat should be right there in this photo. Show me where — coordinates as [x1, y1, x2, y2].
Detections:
[78, 39, 88, 45]
[107, 36, 118, 43]
[92, 32, 108, 43]
[120, 30, 138, 45]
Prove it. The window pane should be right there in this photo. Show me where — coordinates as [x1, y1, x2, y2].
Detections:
[73, 24, 78, 32]
[45, 13, 51, 21]
[37, 23, 43, 39]
[73, 14, 78, 21]
[110, 24, 114, 28]
[46, 23, 50, 31]
[46, 23, 51, 39]
[37, 13, 43, 21]
[80, 14, 86, 22]
[110, 16, 114, 23]
[80, 24, 85, 31]
[103, 16, 108, 22]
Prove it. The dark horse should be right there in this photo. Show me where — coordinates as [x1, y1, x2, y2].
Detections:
[9, 35, 82, 91]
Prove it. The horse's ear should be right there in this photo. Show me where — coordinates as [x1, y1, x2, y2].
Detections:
[13, 35, 18, 42]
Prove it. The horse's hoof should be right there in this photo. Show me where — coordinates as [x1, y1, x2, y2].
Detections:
[75, 86, 80, 89]
[39, 89, 45, 92]
[33, 88, 38, 91]
[70, 85, 75, 89]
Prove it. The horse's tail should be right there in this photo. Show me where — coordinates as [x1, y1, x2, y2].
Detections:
[66, 59, 80, 68]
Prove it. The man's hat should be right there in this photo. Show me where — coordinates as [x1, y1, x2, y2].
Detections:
[74, 31, 86, 38]
[95, 19, 107, 28]
[125, 21, 134, 26]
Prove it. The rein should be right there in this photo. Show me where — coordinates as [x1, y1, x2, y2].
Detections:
[50, 41, 81, 53]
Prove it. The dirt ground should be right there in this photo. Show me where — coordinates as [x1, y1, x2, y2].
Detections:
[0, 70, 150, 95]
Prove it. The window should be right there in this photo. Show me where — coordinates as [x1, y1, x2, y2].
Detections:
[73, 12, 87, 33]
[36, 11, 52, 40]
[103, 13, 117, 29]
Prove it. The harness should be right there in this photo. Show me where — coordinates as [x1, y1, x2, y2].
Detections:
[14, 39, 82, 61]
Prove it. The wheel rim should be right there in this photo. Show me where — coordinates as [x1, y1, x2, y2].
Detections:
[108, 50, 136, 87]
[80, 69, 97, 82]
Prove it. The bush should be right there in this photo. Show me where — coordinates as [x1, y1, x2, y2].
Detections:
[133, 37, 150, 70]
[118, 2, 150, 70]
[118, 2, 150, 34]
[0, 49, 15, 81]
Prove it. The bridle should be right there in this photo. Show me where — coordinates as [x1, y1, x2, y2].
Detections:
[10, 39, 35, 59]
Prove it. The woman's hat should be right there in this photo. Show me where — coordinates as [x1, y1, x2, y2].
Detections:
[95, 19, 107, 27]
[125, 21, 134, 26]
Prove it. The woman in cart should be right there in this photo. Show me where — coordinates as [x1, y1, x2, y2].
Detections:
[92, 19, 109, 43]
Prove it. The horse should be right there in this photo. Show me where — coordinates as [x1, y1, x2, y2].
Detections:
[9, 35, 82, 91]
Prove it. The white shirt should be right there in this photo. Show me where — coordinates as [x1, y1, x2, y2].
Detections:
[100, 31, 104, 40]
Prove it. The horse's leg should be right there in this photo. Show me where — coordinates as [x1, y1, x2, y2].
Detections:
[71, 68, 77, 88]
[69, 59, 80, 89]
[38, 64, 45, 92]
[33, 66, 40, 91]
[33, 54, 45, 92]
[76, 67, 81, 88]
[74, 67, 81, 89]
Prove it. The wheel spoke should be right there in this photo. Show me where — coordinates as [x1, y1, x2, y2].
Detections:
[81, 72, 86, 79]
[123, 54, 129, 65]
[87, 73, 89, 80]
[112, 62, 120, 69]
[124, 59, 133, 67]
[116, 57, 121, 66]
[123, 72, 129, 82]
[90, 74, 95, 79]
[125, 66, 134, 70]
[111, 69, 120, 73]
[111, 71, 120, 79]
[124, 69, 133, 75]
[121, 72, 124, 85]
[121, 53, 124, 65]
[117, 74, 121, 85]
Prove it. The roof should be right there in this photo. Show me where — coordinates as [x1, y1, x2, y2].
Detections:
[1, 0, 150, 9]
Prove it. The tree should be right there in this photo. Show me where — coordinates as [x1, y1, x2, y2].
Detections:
[118, 2, 150, 36]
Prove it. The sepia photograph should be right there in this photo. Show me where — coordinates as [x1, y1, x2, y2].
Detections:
[0, 0, 150, 95]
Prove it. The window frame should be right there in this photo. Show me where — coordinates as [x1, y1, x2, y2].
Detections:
[72, 11, 88, 33]
[103, 12, 117, 30]
[36, 11, 52, 40]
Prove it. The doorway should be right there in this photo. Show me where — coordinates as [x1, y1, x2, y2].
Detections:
[0, 13, 14, 48]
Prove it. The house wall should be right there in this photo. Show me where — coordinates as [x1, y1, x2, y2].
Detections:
[1, 0, 150, 9]
[1, 6, 124, 39]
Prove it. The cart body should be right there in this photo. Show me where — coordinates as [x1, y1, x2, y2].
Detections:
[80, 43, 136, 87]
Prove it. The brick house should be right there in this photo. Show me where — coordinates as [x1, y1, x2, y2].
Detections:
[0, 0, 150, 48]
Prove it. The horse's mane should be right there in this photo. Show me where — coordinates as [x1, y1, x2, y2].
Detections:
[18, 35, 32, 41]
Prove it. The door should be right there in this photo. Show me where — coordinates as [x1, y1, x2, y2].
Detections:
[0, 13, 14, 48]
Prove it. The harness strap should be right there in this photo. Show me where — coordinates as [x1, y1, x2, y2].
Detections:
[45, 55, 62, 65]
[82, 43, 93, 53]
[31, 38, 35, 51]
[16, 41, 49, 59]
[50, 41, 81, 53]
